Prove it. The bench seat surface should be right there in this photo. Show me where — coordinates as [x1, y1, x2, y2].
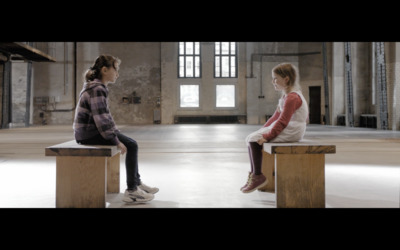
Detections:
[45, 140, 118, 157]
[263, 140, 336, 154]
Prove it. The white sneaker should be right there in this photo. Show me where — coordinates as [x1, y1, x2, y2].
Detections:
[138, 182, 159, 194]
[123, 187, 154, 203]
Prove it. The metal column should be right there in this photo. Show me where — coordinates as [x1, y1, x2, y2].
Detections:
[344, 42, 354, 127]
[1, 61, 11, 128]
[375, 42, 388, 130]
[25, 61, 32, 127]
[322, 42, 330, 125]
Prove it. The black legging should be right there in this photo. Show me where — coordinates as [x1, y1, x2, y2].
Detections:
[77, 132, 141, 190]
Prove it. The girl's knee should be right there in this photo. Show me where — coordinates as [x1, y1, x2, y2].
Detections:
[125, 138, 138, 150]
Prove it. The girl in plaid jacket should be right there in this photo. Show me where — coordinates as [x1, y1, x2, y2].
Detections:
[73, 54, 158, 204]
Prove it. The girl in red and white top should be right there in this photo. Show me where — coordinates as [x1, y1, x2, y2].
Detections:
[241, 63, 309, 193]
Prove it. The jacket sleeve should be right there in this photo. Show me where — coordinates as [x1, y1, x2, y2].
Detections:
[90, 88, 121, 145]
[262, 93, 302, 141]
[263, 107, 280, 127]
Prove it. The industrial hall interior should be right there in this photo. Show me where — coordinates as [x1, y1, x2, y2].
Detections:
[0, 41, 399, 209]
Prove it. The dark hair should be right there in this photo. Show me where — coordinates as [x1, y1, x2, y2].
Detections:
[84, 54, 121, 82]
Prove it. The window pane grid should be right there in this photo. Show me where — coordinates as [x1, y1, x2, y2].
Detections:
[214, 42, 237, 78]
[178, 42, 201, 78]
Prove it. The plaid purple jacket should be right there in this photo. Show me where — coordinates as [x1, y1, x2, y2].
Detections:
[73, 79, 120, 145]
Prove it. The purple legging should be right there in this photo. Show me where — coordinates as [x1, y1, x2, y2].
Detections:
[248, 142, 263, 175]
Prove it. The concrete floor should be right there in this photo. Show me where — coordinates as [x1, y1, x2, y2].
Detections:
[0, 123, 399, 208]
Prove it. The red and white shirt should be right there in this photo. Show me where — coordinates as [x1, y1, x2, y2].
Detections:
[262, 91, 309, 142]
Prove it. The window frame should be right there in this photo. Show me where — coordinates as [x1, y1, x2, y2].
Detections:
[215, 84, 236, 108]
[178, 42, 202, 78]
[178, 84, 201, 109]
[214, 42, 238, 78]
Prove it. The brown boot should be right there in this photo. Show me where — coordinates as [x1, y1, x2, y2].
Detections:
[240, 172, 252, 191]
[241, 173, 268, 193]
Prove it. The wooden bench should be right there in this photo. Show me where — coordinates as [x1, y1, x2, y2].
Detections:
[45, 140, 121, 208]
[258, 140, 336, 208]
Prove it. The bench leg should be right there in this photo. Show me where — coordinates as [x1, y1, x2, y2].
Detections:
[275, 154, 325, 208]
[56, 156, 107, 208]
[107, 152, 120, 193]
[258, 151, 275, 192]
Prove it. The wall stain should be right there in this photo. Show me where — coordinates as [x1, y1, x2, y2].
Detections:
[108, 64, 160, 124]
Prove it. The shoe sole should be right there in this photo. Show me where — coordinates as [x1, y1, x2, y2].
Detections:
[123, 197, 154, 204]
[141, 189, 159, 194]
[241, 179, 268, 193]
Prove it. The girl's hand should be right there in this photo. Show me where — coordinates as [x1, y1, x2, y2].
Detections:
[117, 142, 127, 155]
[257, 138, 267, 145]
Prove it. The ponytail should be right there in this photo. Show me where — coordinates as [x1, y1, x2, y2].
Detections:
[84, 54, 121, 82]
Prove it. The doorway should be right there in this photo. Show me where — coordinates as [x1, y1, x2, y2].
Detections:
[309, 86, 321, 124]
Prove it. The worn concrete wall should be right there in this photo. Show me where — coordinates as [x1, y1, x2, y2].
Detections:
[28, 42, 343, 127]
[5, 41, 400, 131]
[351, 42, 372, 127]
[31, 42, 161, 126]
[322, 42, 333, 125]
[331, 42, 345, 126]
[76, 42, 161, 125]
[246, 42, 299, 124]
[33, 42, 75, 125]
[298, 42, 324, 123]
[0, 64, 3, 124]
[160, 42, 176, 124]
[330, 42, 373, 127]
[10, 61, 29, 127]
[246, 42, 324, 125]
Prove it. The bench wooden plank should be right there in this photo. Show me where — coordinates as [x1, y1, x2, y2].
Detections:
[263, 142, 336, 154]
[107, 153, 120, 193]
[56, 156, 107, 208]
[45, 140, 119, 157]
[259, 141, 336, 208]
[258, 151, 275, 192]
[45, 140, 121, 208]
[276, 154, 325, 208]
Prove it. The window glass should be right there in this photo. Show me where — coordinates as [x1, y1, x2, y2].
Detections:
[186, 42, 193, 54]
[230, 57, 236, 77]
[179, 42, 184, 54]
[194, 42, 200, 54]
[215, 56, 220, 77]
[216, 85, 235, 107]
[185, 57, 193, 77]
[195, 56, 200, 77]
[178, 42, 201, 78]
[214, 42, 237, 78]
[180, 85, 199, 107]
[221, 56, 230, 77]
[230, 42, 236, 53]
[179, 56, 184, 76]
[221, 42, 229, 54]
